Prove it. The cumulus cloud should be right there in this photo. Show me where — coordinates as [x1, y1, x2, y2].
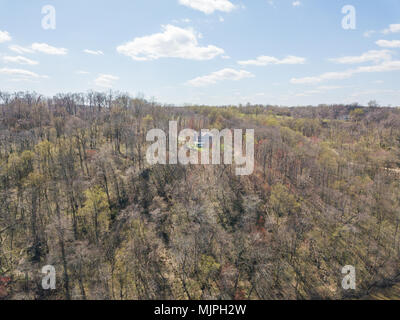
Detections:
[376, 40, 400, 48]
[382, 24, 400, 34]
[94, 74, 119, 88]
[238, 55, 306, 66]
[329, 50, 392, 64]
[187, 68, 254, 87]
[84, 49, 104, 55]
[291, 60, 400, 84]
[0, 30, 11, 43]
[292, 1, 301, 7]
[117, 25, 224, 61]
[3, 56, 39, 65]
[178, 0, 236, 14]
[31, 43, 68, 55]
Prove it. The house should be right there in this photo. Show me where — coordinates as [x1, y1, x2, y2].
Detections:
[194, 132, 213, 149]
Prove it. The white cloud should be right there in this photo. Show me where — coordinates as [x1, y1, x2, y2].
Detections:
[8, 45, 34, 54]
[31, 43, 68, 55]
[9, 78, 39, 83]
[3, 55, 39, 65]
[178, 0, 236, 14]
[363, 30, 376, 38]
[329, 50, 392, 64]
[76, 70, 90, 75]
[94, 74, 119, 88]
[382, 24, 400, 34]
[83, 49, 104, 55]
[295, 90, 321, 97]
[0, 30, 11, 43]
[8, 43, 67, 55]
[238, 55, 306, 66]
[292, 1, 301, 7]
[291, 76, 323, 84]
[294, 86, 348, 98]
[356, 60, 400, 73]
[291, 60, 400, 84]
[376, 40, 400, 48]
[318, 85, 344, 90]
[0, 67, 45, 78]
[187, 68, 254, 87]
[117, 25, 224, 61]
[350, 89, 398, 97]
[172, 18, 191, 24]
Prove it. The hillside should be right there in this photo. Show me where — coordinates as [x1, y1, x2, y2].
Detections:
[0, 91, 400, 300]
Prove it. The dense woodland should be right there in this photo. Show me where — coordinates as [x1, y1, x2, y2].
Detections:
[0, 91, 399, 300]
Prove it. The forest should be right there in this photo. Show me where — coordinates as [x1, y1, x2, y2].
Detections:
[0, 91, 399, 300]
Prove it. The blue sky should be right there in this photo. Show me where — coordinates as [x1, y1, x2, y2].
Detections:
[0, 0, 399, 106]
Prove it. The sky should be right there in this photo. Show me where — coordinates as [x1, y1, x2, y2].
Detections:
[0, 0, 400, 106]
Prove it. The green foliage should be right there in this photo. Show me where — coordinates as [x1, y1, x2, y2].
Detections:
[78, 186, 110, 241]
[269, 184, 300, 217]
